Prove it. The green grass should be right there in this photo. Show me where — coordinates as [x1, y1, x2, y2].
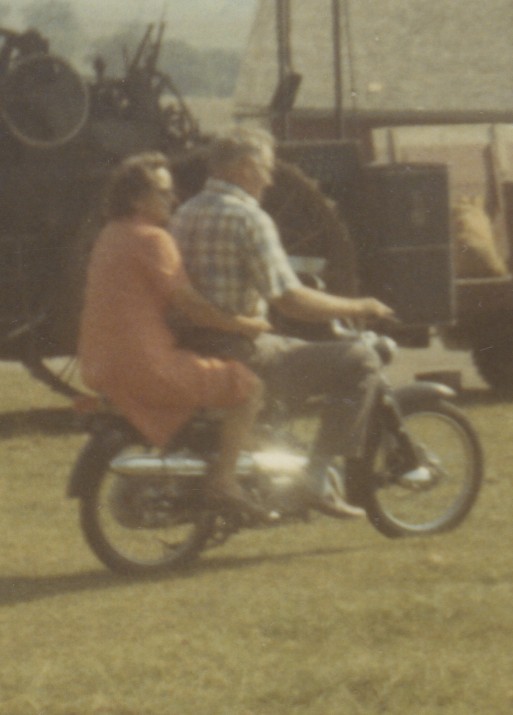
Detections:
[1, 365, 513, 714]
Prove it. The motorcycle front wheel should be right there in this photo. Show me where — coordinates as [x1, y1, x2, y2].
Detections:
[79, 436, 215, 575]
[359, 399, 483, 537]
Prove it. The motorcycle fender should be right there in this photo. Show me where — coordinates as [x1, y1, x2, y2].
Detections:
[391, 381, 456, 412]
[67, 426, 130, 499]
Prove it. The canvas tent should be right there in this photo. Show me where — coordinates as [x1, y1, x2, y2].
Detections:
[235, 0, 513, 124]
[235, 1, 513, 217]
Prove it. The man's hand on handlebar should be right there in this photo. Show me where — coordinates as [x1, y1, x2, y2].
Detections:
[360, 298, 397, 323]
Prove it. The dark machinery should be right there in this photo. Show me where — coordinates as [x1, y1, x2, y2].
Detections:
[0, 24, 201, 393]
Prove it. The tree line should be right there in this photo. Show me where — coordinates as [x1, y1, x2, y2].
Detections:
[1, 0, 241, 96]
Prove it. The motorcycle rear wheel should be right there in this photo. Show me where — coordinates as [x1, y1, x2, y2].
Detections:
[360, 399, 483, 537]
[80, 438, 215, 575]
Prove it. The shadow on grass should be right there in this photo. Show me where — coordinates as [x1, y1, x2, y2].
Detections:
[0, 542, 379, 607]
[0, 408, 87, 438]
[0, 569, 124, 607]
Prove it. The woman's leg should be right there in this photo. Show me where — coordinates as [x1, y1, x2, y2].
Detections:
[208, 377, 264, 495]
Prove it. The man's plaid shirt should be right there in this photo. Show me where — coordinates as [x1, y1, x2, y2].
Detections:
[171, 178, 301, 317]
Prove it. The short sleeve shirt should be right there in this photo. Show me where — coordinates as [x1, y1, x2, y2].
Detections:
[171, 178, 301, 317]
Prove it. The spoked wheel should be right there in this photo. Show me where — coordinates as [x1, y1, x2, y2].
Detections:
[79, 437, 215, 575]
[364, 400, 483, 537]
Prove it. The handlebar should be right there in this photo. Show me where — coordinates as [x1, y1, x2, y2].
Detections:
[330, 319, 398, 366]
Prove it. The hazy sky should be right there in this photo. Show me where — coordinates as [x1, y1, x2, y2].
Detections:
[4, 0, 258, 48]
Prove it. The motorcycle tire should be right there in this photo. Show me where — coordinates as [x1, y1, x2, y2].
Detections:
[354, 398, 483, 538]
[78, 432, 215, 575]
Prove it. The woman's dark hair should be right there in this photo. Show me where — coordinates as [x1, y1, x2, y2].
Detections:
[103, 152, 171, 219]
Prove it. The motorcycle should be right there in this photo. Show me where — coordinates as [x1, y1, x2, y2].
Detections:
[67, 329, 483, 575]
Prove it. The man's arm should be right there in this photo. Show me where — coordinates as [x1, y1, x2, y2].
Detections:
[243, 210, 393, 324]
[272, 285, 395, 323]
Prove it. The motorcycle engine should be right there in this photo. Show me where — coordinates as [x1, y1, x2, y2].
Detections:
[242, 450, 309, 518]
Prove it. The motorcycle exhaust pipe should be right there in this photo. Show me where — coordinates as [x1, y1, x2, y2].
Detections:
[109, 451, 256, 478]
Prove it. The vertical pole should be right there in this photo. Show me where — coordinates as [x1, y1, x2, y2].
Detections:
[276, 0, 291, 79]
[332, 0, 344, 139]
[275, 0, 292, 139]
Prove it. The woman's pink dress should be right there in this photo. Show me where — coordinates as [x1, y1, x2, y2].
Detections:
[78, 217, 256, 446]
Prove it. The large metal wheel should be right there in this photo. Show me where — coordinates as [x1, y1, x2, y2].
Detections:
[362, 399, 483, 537]
[79, 434, 215, 575]
[0, 53, 89, 148]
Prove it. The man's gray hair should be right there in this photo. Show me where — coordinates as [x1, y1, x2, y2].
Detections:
[209, 126, 275, 172]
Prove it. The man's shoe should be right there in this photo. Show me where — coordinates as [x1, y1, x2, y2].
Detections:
[305, 486, 366, 519]
[303, 462, 366, 519]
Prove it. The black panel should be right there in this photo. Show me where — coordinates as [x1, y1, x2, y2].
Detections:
[363, 163, 450, 248]
[359, 163, 454, 325]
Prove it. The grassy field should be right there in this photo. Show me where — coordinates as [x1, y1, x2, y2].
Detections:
[1, 363, 513, 714]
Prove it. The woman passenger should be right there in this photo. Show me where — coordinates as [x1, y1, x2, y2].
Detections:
[78, 152, 269, 519]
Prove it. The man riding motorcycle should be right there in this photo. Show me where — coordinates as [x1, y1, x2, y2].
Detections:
[170, 126, 396, 518]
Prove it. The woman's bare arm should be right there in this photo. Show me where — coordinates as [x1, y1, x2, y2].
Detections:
[172, 284, 271, 338]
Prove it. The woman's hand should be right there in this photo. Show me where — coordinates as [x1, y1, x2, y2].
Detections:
[173, 285, 272, 336]
[234, 315, 272, 339]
